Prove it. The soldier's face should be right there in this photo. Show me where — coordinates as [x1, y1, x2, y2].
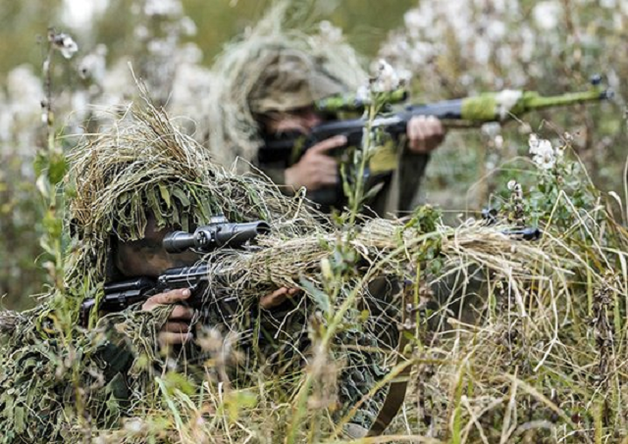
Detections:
[263, 106, 323, 135]
[114, 216, 199, 278]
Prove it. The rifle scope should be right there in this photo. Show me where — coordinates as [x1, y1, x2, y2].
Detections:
[163, 216, 270, 254]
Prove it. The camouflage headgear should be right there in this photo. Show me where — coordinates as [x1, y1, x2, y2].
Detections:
[64, 99, 315, 299]
[206, 2, 367, 171]
[248, 47, 345, 113]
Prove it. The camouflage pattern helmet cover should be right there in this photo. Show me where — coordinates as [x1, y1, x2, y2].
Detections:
[63, 99, 314, 302]
[248, 46, 346, 113]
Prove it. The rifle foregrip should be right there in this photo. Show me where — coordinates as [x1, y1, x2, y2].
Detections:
[80, 277, 157, 326]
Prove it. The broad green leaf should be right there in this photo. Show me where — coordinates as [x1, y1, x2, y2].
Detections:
[299, 277, 331, 315]
[172, 187, 191, 207]
[158, 183, 172, 209]
[48, 151, 67, 185]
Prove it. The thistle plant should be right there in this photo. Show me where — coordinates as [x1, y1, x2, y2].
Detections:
[343, 59, 404, 222]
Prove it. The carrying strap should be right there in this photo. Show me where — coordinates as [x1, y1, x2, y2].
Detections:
[366, 283, 414, 436]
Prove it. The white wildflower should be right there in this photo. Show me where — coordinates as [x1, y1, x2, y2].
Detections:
[532, 151, 556, 170]
[168, 61, 213, 129]
[397, 67, 412, 85]
[372, 59, 400, 93]
[481, 122, 502, 138]
[404, 9, 426, 38]
[473, 40, 491, 65]
[494, 135, 504, 150]
[563, 131, 574, 143]
[178, 43, 203, 64]
[404, 9, 423, 30]
[528, 133, 539, 151]
[519, 27, 536, 62]
[165, 356, 178, 371]
[528, 134, 553, 157]
[495, 89, 523, 120]
[147, 39, 171, 57]
[507, 179, 518, 191]
[532, 1, 561, 30]
[124, 418, 145, 433]
[179, 16, 197, 36]
[319, 20, 343, 43]
[71, 90, 90, 122]
[7, 65, 43, 113]
[355, 85, 370, 103]
[528, 134, 557, 170]
[144, 0, 182, 16]
[459, 73, 474, 87]
[486, 20, 507, 41]
[408, 41, 434, 68]
[61, 0, 108, 30]
[78, 44, 107, 83]
[134, 24, 150, 40]
[496, 46, 514, 67]
[49, 31, 78, 59]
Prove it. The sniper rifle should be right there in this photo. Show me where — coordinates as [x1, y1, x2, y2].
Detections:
[79, 215, 270, 325]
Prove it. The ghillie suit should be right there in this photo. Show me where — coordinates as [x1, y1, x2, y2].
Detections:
[206, 2, 431, 217]
[0, 99, 314, 441]
[5, 99, 623, 442]
[0, 99, 415, 442]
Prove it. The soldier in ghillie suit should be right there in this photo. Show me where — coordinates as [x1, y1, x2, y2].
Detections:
[0, 100, 418, 441]
[0, 101, 302, 441]
[206, 3, 445, 217]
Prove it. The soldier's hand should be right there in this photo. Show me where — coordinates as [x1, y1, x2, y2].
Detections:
[284, 135, 347, 191]
[406, 115, 446, 154]
[142, 288, 194, 346]
[260, 287, 300, 309]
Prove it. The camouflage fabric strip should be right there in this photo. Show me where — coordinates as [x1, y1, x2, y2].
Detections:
[366, 283, 413, 436]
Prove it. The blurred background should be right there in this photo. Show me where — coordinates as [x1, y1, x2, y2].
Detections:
[0, 0, 414, 71]
[0, 0, 625, 310]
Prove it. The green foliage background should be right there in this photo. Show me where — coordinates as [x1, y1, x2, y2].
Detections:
[0, 0, 415, 77]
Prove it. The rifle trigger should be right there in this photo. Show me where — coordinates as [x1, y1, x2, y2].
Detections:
[188, 283, 200, 295]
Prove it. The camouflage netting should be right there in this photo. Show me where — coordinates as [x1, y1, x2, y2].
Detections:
[205, 1, 367, 172]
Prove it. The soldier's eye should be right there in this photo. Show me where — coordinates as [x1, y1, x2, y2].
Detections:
[290, 106, 315, 118]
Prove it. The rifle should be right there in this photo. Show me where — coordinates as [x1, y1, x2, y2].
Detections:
[259, 77, 612, 208]
[80, 215, 270, 325]
[262, 76, 611, 161]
